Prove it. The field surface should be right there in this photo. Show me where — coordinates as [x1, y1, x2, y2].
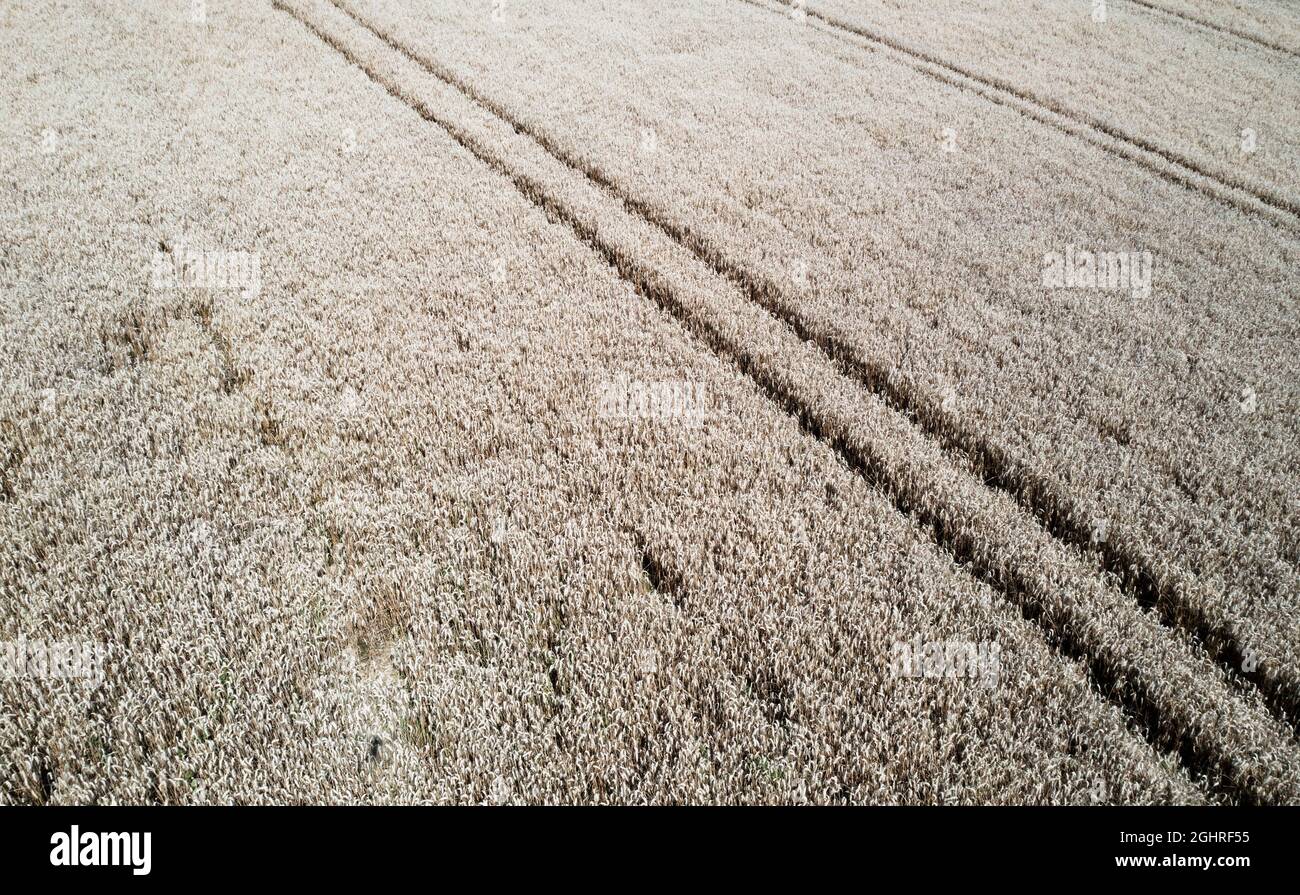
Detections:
[1, 0, 1297, 804]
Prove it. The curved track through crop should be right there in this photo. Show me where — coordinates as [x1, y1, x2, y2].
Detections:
[736, 0, 1300, 234]
[1121, 0, 1300, 60]
[271, 0, 1300, 803]
[317, 0, 1300, 738]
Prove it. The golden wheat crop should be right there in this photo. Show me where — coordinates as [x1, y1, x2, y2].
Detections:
[1, 0, 1296, 804]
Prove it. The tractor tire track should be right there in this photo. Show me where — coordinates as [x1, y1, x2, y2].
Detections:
[273, 0, 1300, 803]
[737, 0, 1300, 233]
[1121, 0, 1300, 60]
[325, 0, 1298, 732]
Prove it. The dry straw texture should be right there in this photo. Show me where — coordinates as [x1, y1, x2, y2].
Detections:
[1, 0, 1297, 804]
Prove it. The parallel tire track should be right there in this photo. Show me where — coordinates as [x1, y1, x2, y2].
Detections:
[327, 0, 1298, 732]
[635, 537, 1187, 803]
[737, 0, 1300, 233]
[1122, 0, 1300, 60]
[273, 0, 1299, 802]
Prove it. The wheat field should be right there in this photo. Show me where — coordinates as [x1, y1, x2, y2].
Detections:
[2, 0, 1297, 804]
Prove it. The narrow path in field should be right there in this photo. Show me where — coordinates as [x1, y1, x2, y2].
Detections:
[736, 0, 1300, 233]
[636, 533, 1215, 802]
[323, 0, 1298, 733]
[271, 0, 1300, 803]
[1121, 0, 1300, 59]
